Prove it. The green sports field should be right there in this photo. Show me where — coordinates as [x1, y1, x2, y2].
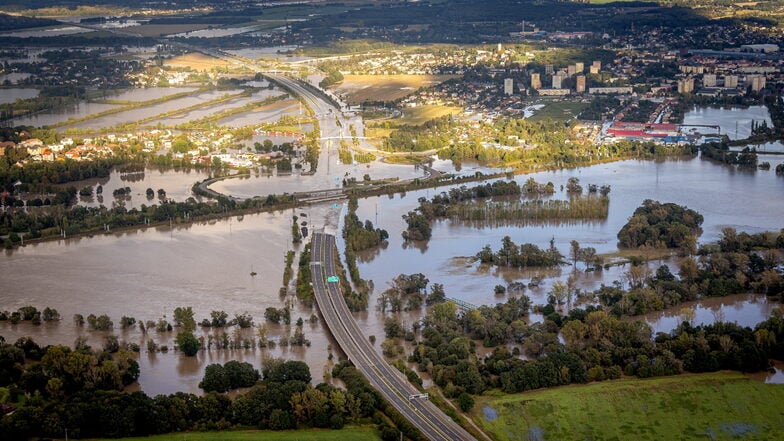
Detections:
[472, 372, 784, 441]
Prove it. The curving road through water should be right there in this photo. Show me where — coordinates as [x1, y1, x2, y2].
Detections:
[311, 232, 476, 441]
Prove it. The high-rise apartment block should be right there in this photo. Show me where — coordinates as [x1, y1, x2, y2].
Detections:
[749, 75, 766, 92]
[552, 74, 566, 89]
[530, 73, 542, 90]
[504, 78, 514, 95]
[677, 77, 695, 94]
[576, 75, 586, 93]
[724, 75, 738, 88]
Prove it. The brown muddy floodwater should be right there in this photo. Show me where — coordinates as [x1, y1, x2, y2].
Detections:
[3, 153, 784, 395]
[67, 167, 213, 210]
[0, 204, 344, 395]
[641, 293, 780, 334]
[355, 155, 784, 310]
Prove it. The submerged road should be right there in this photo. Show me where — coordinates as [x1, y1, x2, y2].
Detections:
[311, 232, 475, 441]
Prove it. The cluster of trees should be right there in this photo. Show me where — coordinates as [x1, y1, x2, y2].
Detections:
[522, 177, 555, 196]
[318, 65, 344, 89]
[0, 336, 139, 410]
[343, 198, 389, 252]
[377, 273, 441, 313]
[281, 250, 296, 296]
[342, 198, 387, 309]
[295, 244, 315, 306]
[401, 209, 432, 242]
[588, 230, 784, 316]
[578, 96, 622, 121]
[64, 307, 275, 355]
[0, 305, 59, 325]
[199, 361, 259, 393]
[264, 306, 292, 325]
[402, 179, 611, 240]
[299, 0, 715, 45]
[438, 132, 695, 168]
[374, 229, 781, 407]
[764, 94, 784, 139]
[383, 115, 457, 152]
[401, 181, 521, 241]
[393, 292, 784, 406]
[254, 140, 296, 154]
[0, 345, 394, 440]
[700, 143, 758, 168]
[476, 236, 565, 268]
[617, 199, 704, 249]
[0, 153, 118, 194]
[0, 13, 57, 31]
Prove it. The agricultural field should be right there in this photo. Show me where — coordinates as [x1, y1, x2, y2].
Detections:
[472, 372, 784, 441]
[164, 53, 234, 71]
[331, 74, 458, 105]
[89, 427, 381, 441]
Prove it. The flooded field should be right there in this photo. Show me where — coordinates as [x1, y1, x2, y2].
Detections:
[642, 294, 779, 334]
[0, 72, 32, 84]
[218, 97, 300, 128]
[0, 26, 92, 38]
[209, 157, 428, 197]
[69, 89, 245, 130]
[69, 167, 213, 210]
[151, 89, 287, 127]
[355, 155, 784, 308]
[0, 88, 39, 104]
[682, 105, 773, 140]
[108, 87, 198, 102]
[4, 101, 119, 127]
[0, 205, 342, 395]
[169, 25, 268, 38]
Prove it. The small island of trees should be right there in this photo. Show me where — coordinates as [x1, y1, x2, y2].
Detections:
[617, 199, 703, 250]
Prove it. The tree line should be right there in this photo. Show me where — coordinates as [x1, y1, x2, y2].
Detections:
[700, 143, 758, 168]
[1, 189, 298, 248]
[342, 198, 388, 310]
[386, 285, 784, 409]
[476, 236, 565, 269]
[0, 337, 403, 440]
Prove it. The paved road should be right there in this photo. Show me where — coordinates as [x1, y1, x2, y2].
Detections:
[311, 232, 475, 441]
[94, 36, 472, 436]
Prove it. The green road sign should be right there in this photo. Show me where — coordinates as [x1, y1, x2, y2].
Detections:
[327, 276, 339, 283]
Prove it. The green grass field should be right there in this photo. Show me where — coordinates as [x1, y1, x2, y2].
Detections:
[89, 427, 380, 441]
[399, 105, 462, 125]
[472, 372, 784, 441]
[528, 100, 587, 122]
